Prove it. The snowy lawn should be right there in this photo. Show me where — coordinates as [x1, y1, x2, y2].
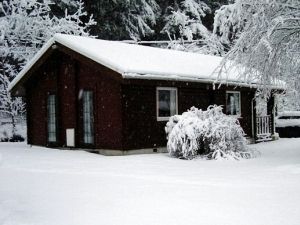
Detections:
[0, 139, 300, 225]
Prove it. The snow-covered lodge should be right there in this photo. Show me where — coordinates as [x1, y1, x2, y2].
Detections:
[9, 34, 281, 155]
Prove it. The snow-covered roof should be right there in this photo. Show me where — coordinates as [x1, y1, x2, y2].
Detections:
[278, 111, 300, 117]
[9, 34, 283, 92]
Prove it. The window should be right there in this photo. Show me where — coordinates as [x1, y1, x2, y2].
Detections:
[47, 94, 57, 142]
[157, 87, 177, 121]
[83, 91, 94, 144]
[226, 91, 241, 116]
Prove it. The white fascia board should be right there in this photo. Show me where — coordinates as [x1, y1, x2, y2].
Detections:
[122, 72, 285, 90]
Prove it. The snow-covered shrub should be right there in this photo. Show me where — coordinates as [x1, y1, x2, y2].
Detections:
[166, 105, 253, 160]
[0, 122, 26, 142]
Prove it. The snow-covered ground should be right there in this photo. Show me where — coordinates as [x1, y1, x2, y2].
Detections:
[0, 139, 300, 225]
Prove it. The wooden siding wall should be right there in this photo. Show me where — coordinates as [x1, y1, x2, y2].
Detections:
[25, 48, 255, 151]
[26, 60, 58, 146]
[76, 65, 123, 149]
[122, 85, 159, 150]
[58, 59, 77, 147]
[122, 80, 256, 150]
[26, 52, 123, 149]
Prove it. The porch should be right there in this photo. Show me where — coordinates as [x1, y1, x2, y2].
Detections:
[254, 94, 276, 142]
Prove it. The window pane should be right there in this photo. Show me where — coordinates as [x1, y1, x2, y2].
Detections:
[234, 93, 240, 114]
[83, 91, 94, 144]
[47, 95, 56, 142]
[158, 88, 177, 118]
[170, 90, 177, 116]
[159, 90, 171, 117]
[226, 92, 240, 115]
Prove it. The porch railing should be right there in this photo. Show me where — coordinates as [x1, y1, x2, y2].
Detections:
[256, 115, 272, 141]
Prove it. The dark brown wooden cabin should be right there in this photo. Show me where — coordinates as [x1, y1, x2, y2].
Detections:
[10, 34, 280, 155]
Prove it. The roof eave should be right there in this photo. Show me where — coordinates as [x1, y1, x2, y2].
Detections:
[122, 72, 285, 90]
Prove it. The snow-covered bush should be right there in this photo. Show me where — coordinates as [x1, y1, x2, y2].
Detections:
[0, 121, 26, 142]
[166, 105, 253, 160]
[0, 66, 25, 137]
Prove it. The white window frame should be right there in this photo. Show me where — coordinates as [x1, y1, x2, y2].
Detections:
[82, 90, 94, 144]
[156, 87, 178, 121]
[226, 91, 241, 117]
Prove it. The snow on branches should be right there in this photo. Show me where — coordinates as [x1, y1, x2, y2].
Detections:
[214, 0, 300, 96]
[0, 0, 95, 63]
[166, 105, 254, 160]
[0, 62, 24, 136]
[0, 0, 95, 138]
[161, 0, 226, 55]
[162, 0, 211, 41]
[88, 0, 159, 41]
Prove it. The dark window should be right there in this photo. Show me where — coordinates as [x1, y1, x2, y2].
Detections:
[47, 94, 57, 142]
[157, 88, 177, 120]
[83, 91, 94, 144]
[226, 91, 241, 116]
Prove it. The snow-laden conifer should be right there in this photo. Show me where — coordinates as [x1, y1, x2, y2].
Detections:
[162, 0, 210, 41]
[161, 0, 226, 55]
[86, 0, 160, 41]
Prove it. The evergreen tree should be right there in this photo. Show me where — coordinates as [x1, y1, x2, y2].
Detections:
[83, 0, 160, 40]
[161, 0, 211, 41]
[159, 0, 225, 55]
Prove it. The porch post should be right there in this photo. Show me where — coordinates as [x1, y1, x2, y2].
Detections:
[252, 97, 257, 140]
[267, 93, 275, 136]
